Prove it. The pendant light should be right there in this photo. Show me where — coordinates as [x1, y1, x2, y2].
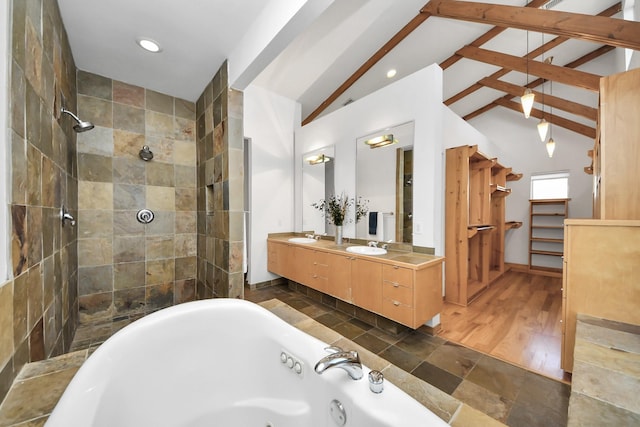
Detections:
[537, 34, 549, 141]
[546, 78, 556, 158]
[521, 29, 535, 118]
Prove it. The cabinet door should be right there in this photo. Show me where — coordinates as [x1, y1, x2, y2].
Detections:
[327, 253, 352, 302]
[267, 241, 290, 277]
[351, 258, 382, 313]
[293, 247, 315, 286]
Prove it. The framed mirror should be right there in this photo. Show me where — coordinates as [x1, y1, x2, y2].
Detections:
[302, 145, 335, 235]
[356, 121, 414, 243]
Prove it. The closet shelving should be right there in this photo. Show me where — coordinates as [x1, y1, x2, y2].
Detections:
[445, 145, 521, 306]
[528, 198, 569, 274]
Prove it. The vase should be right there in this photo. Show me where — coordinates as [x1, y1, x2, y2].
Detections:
[335, 225, 343, 245]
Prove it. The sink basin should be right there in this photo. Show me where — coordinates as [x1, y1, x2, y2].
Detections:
[346, 246, 387, 255]
[288, 237, 317, 244]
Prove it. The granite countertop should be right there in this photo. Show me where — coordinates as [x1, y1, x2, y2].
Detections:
[268, 233, 444, 270]
[568, 314, 640, 426]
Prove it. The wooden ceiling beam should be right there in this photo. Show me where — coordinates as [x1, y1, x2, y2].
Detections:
[494, 99, 596, 139]
[463, 45, 615, 121]
[440, 0, 549, 70]
[457, 46, 601, 91]
[445, 3, 620, 105]
[478, 77, 598, 121]
[302, 5, 432, 126]
[422, 0, 637, 50]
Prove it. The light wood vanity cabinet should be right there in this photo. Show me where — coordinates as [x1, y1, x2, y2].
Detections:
[267, 239, 443, 329]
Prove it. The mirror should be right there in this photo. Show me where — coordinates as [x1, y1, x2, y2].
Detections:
[301, 145, 335, 235]
[356, 121, 414, 243]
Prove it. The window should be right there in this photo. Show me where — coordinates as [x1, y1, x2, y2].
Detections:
[530, 171, 569, 200]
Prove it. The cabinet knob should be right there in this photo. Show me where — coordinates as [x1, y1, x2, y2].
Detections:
[393, 282, 399, 288]
[393, 301, 400, 306]
[393, 265, 399, 269]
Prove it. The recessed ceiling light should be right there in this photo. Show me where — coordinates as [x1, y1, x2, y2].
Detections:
[136, 38, 162, 53]
[386, 69, 397, 79]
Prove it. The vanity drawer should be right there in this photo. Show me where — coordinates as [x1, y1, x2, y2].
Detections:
[382, 298, 413, 326]
[382, 282, 413, 306]
[383, 264, 413, 288]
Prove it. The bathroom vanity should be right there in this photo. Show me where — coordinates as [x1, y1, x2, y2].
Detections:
[267, 234, 444, 329]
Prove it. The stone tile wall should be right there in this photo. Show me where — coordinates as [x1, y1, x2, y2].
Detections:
[75, 71, 198, 323]
[1, 0, 79, 403]
[195, 62, 244, 299]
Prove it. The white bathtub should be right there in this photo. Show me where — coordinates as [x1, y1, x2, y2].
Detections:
[47, 299, 448, 427]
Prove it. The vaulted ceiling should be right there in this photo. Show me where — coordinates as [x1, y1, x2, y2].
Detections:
[59, 0, 638, 138]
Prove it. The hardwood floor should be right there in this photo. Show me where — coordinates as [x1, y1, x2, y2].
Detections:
[438, 270, 571, 383]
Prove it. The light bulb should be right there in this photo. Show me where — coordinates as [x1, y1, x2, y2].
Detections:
[521, 89, 535, 118]
[537, 118, 549, 142]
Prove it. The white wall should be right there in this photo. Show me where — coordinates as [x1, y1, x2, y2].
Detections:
[0, 0, 9, 283]
[243, 85, 300, 285]
[295, 64, 446, 252]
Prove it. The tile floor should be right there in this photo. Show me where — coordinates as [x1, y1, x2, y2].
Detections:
[245, 283, 571, 427]
[0, 283, 571, 427]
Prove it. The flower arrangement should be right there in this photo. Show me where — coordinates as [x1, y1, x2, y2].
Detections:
[312, 193, 368, 226]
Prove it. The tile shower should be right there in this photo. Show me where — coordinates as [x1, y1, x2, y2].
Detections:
[74, 71, 198, 323]
[1, 0, 245, 405]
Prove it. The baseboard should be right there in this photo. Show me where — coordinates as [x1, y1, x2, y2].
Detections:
[505, 263, 563, 278]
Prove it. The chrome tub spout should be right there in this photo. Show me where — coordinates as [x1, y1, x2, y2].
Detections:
[314, 346, 363, 380]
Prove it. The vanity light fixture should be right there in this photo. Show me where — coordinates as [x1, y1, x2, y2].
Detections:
[386, 69, 397, 79]
[136, 37, 162, 53]
[364, 134, 397, 149]
[305, 154, 332, 165]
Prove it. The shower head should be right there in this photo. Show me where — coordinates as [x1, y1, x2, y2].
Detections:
[60, 108, 95, 133]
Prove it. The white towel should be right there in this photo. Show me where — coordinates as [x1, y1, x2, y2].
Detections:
[243, 212, 248, 274]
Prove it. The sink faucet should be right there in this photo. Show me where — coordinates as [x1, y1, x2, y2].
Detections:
[367, 241, 378, 247]
[314, 346, 363, 380]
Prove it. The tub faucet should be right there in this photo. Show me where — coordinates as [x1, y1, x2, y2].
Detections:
[314, 346, 363, 380]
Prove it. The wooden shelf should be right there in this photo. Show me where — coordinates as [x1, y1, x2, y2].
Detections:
[505, 221, 522, 230]
[506, 172, 523, 181]
[529, 199, 568, 271]
[531, 237, 564, 244]
[530, 249, 563, 257]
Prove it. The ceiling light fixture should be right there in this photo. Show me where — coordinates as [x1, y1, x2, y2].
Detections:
[386, 69, 397, 79]
[137, 38, 162, 53]
[537, 34, 549, 142]
[546, 77, 557, 158]
[520, 20, 534, 118]
[364, 134, 397, 149]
